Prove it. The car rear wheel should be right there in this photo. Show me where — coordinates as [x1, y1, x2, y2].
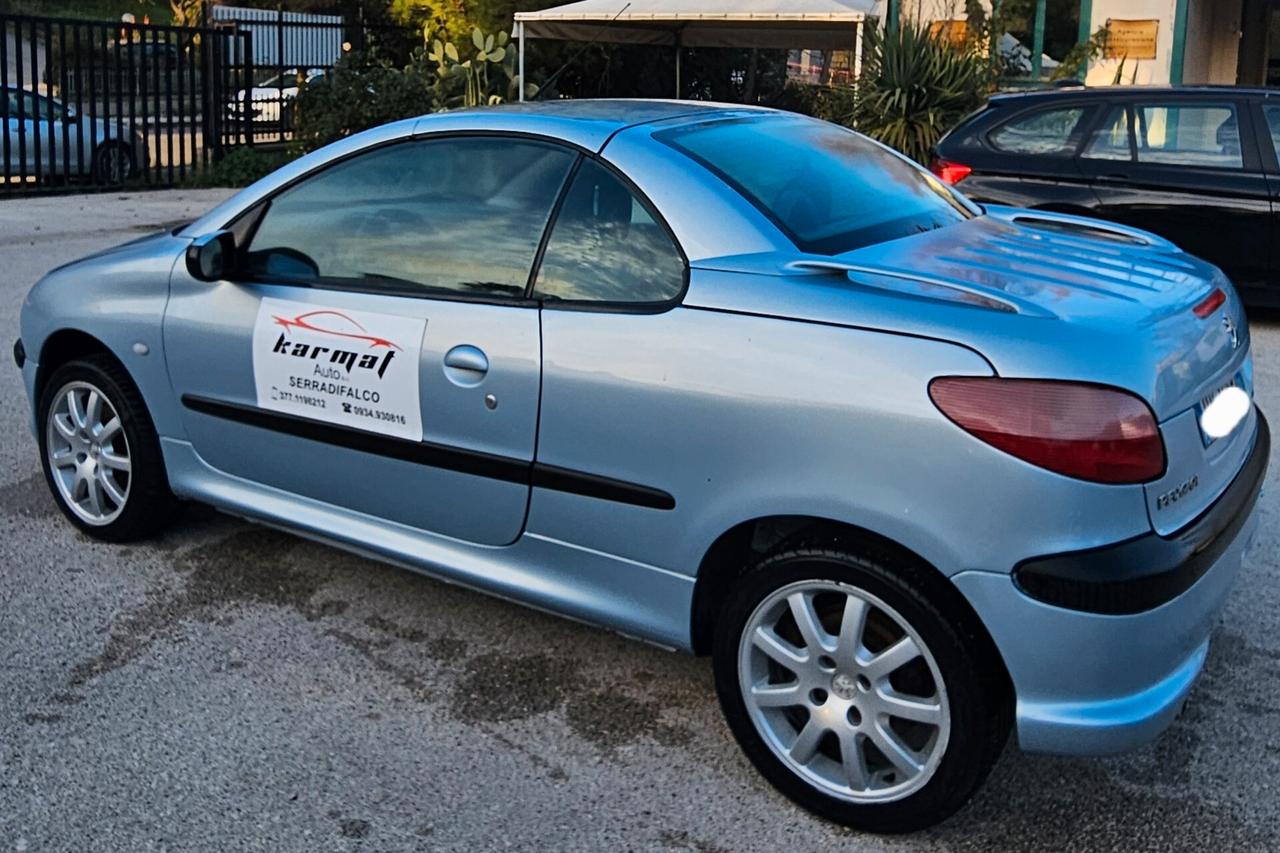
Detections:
[713, 544, 1009, 833]
[38, 356, 176, 541]
[91, 142, 135, 184]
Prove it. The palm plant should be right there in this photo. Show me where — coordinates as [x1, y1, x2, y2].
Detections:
[852, 21, 991, 164]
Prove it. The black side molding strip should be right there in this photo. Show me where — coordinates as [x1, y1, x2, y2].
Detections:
[181, 394, 674, 511]
[1014, 409, 1270, 615]
[533, 463, 675, 511]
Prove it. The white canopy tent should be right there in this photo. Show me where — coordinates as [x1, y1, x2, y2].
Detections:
[512, 0, 876, 100]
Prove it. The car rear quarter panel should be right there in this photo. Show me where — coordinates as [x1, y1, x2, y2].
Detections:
[527, 271, 1155, 581]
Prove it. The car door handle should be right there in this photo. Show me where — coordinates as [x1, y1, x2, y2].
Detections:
[443, 344, 489, 386]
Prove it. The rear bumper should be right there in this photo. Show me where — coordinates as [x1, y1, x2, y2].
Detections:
[953, 409, 1268, 755]
[1014, 410, 1269, 614]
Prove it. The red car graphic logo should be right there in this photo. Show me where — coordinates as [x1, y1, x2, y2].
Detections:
[272, 309, 401, 350]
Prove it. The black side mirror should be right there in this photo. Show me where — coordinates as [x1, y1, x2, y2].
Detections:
[185, 230, 237, 281]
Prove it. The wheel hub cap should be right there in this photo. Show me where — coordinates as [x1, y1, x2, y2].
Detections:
[830, 672, 860, 701]
[738, 579, 951, 804]
[45, 380, 132, 526]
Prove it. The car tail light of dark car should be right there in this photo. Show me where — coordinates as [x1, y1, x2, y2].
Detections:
[928, 157, 972, 186]
[928, 377, 1166, 484]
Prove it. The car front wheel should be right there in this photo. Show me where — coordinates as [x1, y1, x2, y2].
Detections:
[38, 356, 176, 541]
[713, 544, 1010, 833]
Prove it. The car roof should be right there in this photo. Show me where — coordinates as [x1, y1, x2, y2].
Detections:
[988, 84, 1279, 106]
[417, 99, 774, 151]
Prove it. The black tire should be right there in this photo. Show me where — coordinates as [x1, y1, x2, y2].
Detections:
[37, 355, 177, 542]
[712, 542, 1010, 833]
[91, 142, 135, 184]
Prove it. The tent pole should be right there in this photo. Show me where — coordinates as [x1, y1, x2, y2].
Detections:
[854, 19, 863, 80]
[518, 21, 526, 102]
[675, 30, 682, 98]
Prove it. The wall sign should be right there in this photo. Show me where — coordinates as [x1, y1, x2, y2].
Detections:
[1105, 19, 1159, 61]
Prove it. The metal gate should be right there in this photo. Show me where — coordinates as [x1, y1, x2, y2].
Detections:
[0, 14, 254, 193]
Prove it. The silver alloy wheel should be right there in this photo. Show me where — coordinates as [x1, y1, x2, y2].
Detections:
[738, 579, 951, 804]
[45, 380, 132, 526]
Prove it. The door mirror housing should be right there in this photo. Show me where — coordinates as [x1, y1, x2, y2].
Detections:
[185, 230, 237, 281]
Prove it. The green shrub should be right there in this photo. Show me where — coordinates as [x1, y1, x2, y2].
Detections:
[290, 27, 528, 155]
[186, 147, 289, 188]
[290, 53, 436, 155]
[852, 21, 991, 163]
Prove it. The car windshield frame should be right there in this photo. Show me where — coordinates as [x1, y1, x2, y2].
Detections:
[655, 114, 979, 256]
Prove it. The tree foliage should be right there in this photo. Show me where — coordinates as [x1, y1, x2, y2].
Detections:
[291, 26, 527, 153]
[852, 20, 991, 164]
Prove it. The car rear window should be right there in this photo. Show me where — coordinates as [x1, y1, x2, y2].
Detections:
[656, 115, 976, 255]
[989, 106, 1086, 154]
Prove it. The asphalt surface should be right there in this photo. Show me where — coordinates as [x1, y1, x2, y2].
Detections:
[1, 190, 1279, 852]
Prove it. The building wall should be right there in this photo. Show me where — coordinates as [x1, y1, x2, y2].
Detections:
[877, 0, 1243, 86]
[1182, 0, 1242, 83]
[1084, 0, 1178, 84]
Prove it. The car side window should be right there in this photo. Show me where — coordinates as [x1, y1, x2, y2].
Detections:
[532, 158, 685, 304]
[988, 107, 1086, 155]
[1263, 104, 1280, 159]
[5, 92, 62, 121]
[1082, 105, 1132, 161]
[24, 93, 62, 121]
[243, 137, 576, 299]
[1133, 104, 1242, 169]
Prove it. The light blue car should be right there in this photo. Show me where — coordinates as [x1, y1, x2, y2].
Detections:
[14, 101, 1268, 832]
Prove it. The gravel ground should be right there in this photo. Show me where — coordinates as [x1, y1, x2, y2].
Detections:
[1, 190, 1278, 852]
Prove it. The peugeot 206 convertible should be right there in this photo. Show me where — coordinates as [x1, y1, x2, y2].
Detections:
[15, 101, 1268, 832]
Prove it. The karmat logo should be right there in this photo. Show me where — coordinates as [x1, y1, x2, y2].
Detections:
[270, 309, 400, 379]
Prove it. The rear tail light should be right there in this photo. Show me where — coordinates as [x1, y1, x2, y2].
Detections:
[928, 377, 1165, 484]
[929, 157, 972, 185]
[1193, 287, 1226, 318]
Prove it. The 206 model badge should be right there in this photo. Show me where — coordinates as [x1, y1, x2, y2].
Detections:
[1156, 475, 1199, 511]
[252, 297, 427, 441]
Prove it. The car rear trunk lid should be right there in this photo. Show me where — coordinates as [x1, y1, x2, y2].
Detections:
[834, 210, 1257, 527]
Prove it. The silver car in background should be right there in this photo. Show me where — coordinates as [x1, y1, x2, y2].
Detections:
[3, 85, 147, 181]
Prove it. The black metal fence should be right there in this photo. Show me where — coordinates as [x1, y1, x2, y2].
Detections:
[0, 14, 254, 193]
[209, 7, 418, 145]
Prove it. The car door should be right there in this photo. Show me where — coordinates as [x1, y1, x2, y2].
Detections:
[1078, 97, 1271, 288]
[525, 156, 690, 556]
[2, 90, 21, 178]
[1252, 95, 1280, 302]
[164, 134, 578, 546]
[3, 89, 38, 177]
[11, 91, 71, 177]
